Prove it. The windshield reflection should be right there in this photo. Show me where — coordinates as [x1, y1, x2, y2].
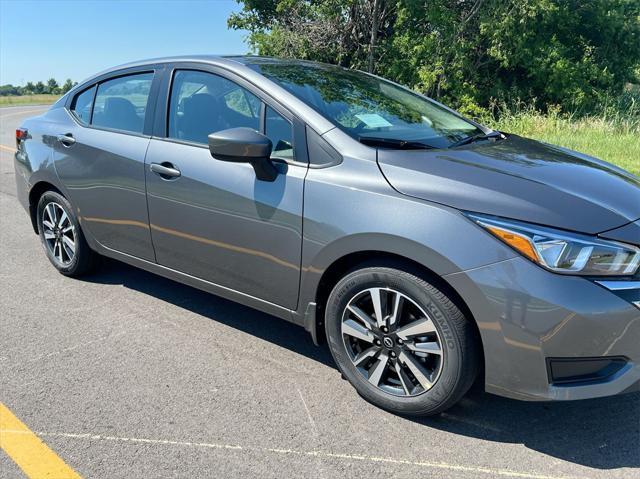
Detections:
[246, 60, 483, 149]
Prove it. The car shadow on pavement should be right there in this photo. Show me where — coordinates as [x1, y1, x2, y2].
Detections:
[86, 257, 639, 472]
[87, 257, 335, 368]
[414, 378, 640, 470]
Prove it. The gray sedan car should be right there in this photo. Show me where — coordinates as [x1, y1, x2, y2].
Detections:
[14, 56, 640, 415]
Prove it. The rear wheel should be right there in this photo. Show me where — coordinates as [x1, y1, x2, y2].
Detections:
[36, 191, 96, 277]
[325, 266, 479, 416]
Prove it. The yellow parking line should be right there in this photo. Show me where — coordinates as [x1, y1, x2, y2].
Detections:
[0, 144, 16, 153]
[0, 403, 82, 479]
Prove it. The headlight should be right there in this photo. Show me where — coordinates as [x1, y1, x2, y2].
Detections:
[467, 214, 640, 276]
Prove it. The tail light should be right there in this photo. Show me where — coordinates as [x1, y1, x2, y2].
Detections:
[16, 128, 28, 148]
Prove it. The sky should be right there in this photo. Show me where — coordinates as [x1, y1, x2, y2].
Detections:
[0, 0, 250, 86]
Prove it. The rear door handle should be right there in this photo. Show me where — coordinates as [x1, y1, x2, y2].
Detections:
[57, 133, 76, 146]
[150, 162, 181, 179]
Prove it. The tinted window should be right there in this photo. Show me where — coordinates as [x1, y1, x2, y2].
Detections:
[71, 86, 96, 124]
[265, 106, 293, 160]
[247, 61, 483, 149]
[169, 70, 260, 144]
[92, 73, 153, 134]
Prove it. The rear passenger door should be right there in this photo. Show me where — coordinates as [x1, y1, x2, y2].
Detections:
[54, 69, 160, 261]
[144, 67, 307, 309]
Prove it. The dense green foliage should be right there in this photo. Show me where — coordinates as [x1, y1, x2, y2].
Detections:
[229, 0, 640, 117]
[0, 78, 76, 96]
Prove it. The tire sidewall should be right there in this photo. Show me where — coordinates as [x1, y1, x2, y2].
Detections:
[36, 191, 83, 275]
[325, 268, 465, 415]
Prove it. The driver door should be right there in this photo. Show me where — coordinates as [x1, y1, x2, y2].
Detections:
[144, 68, 306, 309]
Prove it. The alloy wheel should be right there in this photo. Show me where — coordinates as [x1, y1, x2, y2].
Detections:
[341, 287, 444, 397]
[42, 202, 76, 265]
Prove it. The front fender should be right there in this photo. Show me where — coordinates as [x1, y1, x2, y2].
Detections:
[295, 156, 518, 321]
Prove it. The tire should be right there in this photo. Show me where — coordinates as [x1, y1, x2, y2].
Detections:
[36, 190, 96, 277]
[325, 265, 479, 416]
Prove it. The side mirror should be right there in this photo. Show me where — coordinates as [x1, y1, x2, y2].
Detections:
[208, 127, 278, 181]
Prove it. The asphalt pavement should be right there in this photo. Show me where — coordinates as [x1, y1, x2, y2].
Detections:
[0, 105, 638, 479]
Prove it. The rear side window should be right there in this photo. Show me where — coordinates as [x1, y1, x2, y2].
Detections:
[71, 86, 96, 124]
[168, 70, 260, 144]
[92, 73, 153, 134]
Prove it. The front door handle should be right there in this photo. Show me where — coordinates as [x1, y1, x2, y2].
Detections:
[57, 133, 76, 146]
[150, 162, 181, 179]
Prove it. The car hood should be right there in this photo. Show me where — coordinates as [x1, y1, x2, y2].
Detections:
[377, 135, 640, 234]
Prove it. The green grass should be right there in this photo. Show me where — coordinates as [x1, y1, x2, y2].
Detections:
[487, 110, 640, 177]
[0, 94, 60, 107]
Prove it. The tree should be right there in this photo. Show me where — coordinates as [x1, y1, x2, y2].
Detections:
[23, 82, 35, 94]
[34, 81, 46, 94]
[0, 84, 20, 96]
[367, 0, 381, 73]
[229, 0, 640, 115]
[46, 78, 59, 94]
[228, 0, 396, 69]
[61, 78, 75, 94]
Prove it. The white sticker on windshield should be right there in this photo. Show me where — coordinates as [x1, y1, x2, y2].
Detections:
[355, 113, 393, 128]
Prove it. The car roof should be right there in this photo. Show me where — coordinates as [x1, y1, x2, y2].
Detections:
[88, 55, 318, 79]
[63, 55, 339, 137]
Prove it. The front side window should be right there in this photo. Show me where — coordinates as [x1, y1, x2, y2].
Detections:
[92, 72, 153, 134]
[71, 86, 96, 124]
[247, 61, 483, 149]
[169, 70, 260, 145]
[265, 106, 293, 160]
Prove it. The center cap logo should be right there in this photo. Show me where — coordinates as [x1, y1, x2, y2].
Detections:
[382, 337, 394, 348]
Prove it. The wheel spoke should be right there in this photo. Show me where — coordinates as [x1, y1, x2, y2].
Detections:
[368, 288, 386, 328]
[405, 341, 442, 355]
[55, 241, 64, 262]
[399, 352, 433, 391]
[394, 361, 414, 395]
[352, 346, 379, 367]
[342, 319, 375, 343]
[347, 305, 377, 330]
[58, 210, 69, 228]
[44, 230, 56, 240]
[62, 236, 75, 258]
[367, 352, 389, 386]
[45, 204, 56, 225]
[388, 292, 404, 329]
[50, 204, 59, 225]
[62, 235, 75, 252]
[42, 220, 55, 230]
[62, 225, 73, 233]
[396, 317, 436, 340]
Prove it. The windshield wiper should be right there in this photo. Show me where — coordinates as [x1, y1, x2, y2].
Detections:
[449, 131, 504, 148]
[359, 136, 436, 150]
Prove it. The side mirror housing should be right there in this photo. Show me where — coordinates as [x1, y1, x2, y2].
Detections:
[208, 127, 278, 181]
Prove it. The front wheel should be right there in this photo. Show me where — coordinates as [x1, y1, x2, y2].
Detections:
[325, 266, 479, 416]
[36, 191, 97, 277]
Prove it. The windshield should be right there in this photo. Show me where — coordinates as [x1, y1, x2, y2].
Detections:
[246, 60, 484, 149]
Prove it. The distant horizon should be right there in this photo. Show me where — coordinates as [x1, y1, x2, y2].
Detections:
[4, 53, 260, 87]
[0, 0, 250, 86]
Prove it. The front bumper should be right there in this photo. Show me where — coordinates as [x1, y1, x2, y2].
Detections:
[444, 257, 640, 401]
